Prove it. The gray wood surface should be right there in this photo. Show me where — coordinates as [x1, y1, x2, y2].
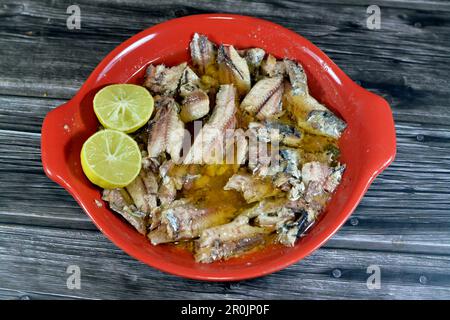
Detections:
[0, 0, 449, 299]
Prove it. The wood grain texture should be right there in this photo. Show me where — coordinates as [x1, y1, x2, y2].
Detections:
[0, 0, 449, 299]
[1, 0, 450, 102]
[1, 223, 449, 300]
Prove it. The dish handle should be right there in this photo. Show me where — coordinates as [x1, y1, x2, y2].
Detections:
[359, 90, 397, 182]
[41, 100, 77, 189]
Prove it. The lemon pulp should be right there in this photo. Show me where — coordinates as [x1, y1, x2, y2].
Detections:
[93, 84, 154, 133]
[81, 129, 141, 189]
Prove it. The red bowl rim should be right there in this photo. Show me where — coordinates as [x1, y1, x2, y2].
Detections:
[41, 14, 396, 281]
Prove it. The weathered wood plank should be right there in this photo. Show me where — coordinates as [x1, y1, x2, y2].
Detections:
[0, 128, 94, 229]
[0, 288, 90, 300]
[1, 0, 449, 103]
[1, 0, 450, 300]
[0, 223, 449, 299]
[0, 95, 65, 134]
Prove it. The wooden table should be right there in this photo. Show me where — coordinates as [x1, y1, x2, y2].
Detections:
[1, 0, 449, 300]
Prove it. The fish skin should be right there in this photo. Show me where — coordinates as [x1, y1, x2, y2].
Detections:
[286, 179, 305, 201]
[250, 146, 304, 201]
[242, 48, 266, 76]
[301, 161, 345, 202]
[256, 85, 284, 120]
[140, 169, 159, 194]
[266, 120, 302, 147]
[246, 198, 314, 247]
[276, 210, 310, 246]
[179, 66, 201, 97]
[126, 174, 150, 214]
[156, 160, 178, 207]
[148, 199, 227, 244]
[240, 196, 290, 219]
[248, 120, 302, 148]
[194, 214, 269, 263]
[208, 85, 237, 128]
[224, 172, 281, 203]
[279, 148, 302, 179]
[105, 167, 159, 231]
[194, 198, 300, 263]
[301, 161, 331, 186]
[260, 54, 286, 78]
[283, 58, 328, 124]
[178, 66, 210, 122]
[148, 200, 208, 244]
[284, 82, 327, 115]
[180, 90, 210, 123]
[102, 189, 148, 235]
[240, 76, 284, 120]
[254, 206, 296, 229]
[283, 59, 347, 139]
[143, 63, 186, 96]
[139, 169, 159, 209]
[183, 85, 237, 164]
[284, 59, 308, 96]
[306, 110, 347, 139]
[190, 33, 217, 76]
[217, 45, 251, 96]
[158, 175, 177, 206]
[147, 98, 185, 163]
[323, 164, 346, 193]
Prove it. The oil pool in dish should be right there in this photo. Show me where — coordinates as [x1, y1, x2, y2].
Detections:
[81, 33, 347, 263]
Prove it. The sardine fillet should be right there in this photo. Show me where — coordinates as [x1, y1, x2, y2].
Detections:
[240, 77, 283, 116]
[143, 63, 186, 96]
[195, 215, 268, 263]
[147, 99, 185, 162]
[224, 173, 280, 203]
[148, 200, 230, 244]
[102, 189, 148, 235]
[194, 198, 297, 263]
[190, 33, 216, 75]
[217, 45, 251, 96]
[183, 85, 237, 164]
[283, 60, 347, 138]
[126, 174, 150, 213]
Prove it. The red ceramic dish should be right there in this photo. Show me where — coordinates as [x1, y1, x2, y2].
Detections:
[41, 14, 396, 281]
